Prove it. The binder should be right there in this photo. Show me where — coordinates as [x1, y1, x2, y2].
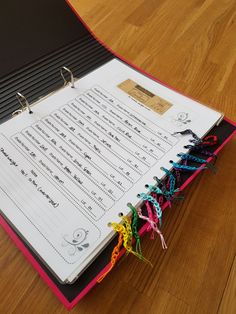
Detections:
[0, 0, 235, 310]
[0, 0, 113, 123]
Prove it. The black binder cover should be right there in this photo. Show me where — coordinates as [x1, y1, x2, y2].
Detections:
[0, 0, 113, 123]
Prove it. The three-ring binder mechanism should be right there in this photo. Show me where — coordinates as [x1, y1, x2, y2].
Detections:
[13, 92, 33, 116]
[99, 129, 219, 282]
[12, 66, 76, 117]
[60, 66, 75, 88]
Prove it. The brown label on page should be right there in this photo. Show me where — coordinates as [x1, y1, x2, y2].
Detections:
[118, 79, 172, 115]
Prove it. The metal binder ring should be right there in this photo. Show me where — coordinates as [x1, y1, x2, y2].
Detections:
[16, 92, 33, 114]
[60, 66, 75, 88]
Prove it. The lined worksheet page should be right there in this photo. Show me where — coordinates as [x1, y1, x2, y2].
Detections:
[0, 59, 221, 282]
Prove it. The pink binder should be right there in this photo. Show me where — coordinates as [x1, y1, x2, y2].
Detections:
[0, 1, 235, 310]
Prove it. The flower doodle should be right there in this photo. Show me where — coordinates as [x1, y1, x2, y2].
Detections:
[62, 228, 90, 256]
[170, 112, 192, 128]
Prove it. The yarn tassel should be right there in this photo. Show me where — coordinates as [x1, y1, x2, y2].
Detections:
[127, 203, 143, 256]
[201, 135, 218, 146]
[177, 153, 217, 173]
[172, 129, 202, 144]
[170, 160, 207, 171]
[137, 193, 162, 227]
[134, 202, 167, 249]
[184, 144, 217, 165]
[160, 167, 184, 201]
[121, 213, 152, 266]
[97, 232, 123, 282]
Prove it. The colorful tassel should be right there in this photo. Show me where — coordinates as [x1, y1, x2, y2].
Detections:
[137, 193, 162, 226]
[177, 153, 217, 172]
[172, 129, 202, 144]
[174, 168, 182, 185]
[97, 232, 124, 282]
[153, 173, 183, 207]
[184, 144, 217, 164]
[170, 160, 207, 171]
[127, 203, 142, 256]
[131, 202, 167, 249]
[161, 167, 178, 195]
[153, 176, 171, 203]
[145, 184, 163, 195]
[201, 135, 218, 146]
[145, 202, 167, 249]
[121, 214, 152, 266]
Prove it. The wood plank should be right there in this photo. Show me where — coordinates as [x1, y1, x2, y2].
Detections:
[219, 256, 236, 314]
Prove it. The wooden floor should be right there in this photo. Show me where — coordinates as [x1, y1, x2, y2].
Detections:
[1, 0, 236, 313]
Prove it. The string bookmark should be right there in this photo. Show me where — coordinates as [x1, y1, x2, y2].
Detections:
[119, 213, 152, 266]
[184, 144, 218, 164]
[172, 129, 202, 144]
[170, 160, 207, 172]
[137, 193, 162, 227]
[174, 168, 182, 186]
[98, 211, 152, 282]
[145, 201, 167, 249]
[160, 168, 184, 202]
[184, 134, 218, 164]
[127, 203, 142, 256]
[153, 176, 172, 207]
[100, 129, 218, 281]
[177, 153, 217, 173]
[98, 222, 128, 282]
[150, 177, 182, 210]
[130, 202, 167, 249]
[97, 232, 123, 283]
[145, 184, 163, 195]
[201, 135, 218, 146]
[145, 184, 168, 208]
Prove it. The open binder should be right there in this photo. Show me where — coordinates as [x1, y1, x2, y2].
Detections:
[0, 0, 235, 310]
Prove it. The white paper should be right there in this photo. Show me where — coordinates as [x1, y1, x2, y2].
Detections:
[0, 59, 221, 282]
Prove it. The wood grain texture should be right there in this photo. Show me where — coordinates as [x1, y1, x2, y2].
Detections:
[219, 256, 236, 314]
[1, 0, 236, 313]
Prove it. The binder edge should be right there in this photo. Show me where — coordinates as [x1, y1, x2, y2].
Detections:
[0, 122, 235, 310]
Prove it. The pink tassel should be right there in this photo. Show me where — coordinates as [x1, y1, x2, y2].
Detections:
[137, 202, 167, 249]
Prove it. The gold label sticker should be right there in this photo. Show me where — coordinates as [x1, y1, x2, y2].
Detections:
[118, 79, 172, 115]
